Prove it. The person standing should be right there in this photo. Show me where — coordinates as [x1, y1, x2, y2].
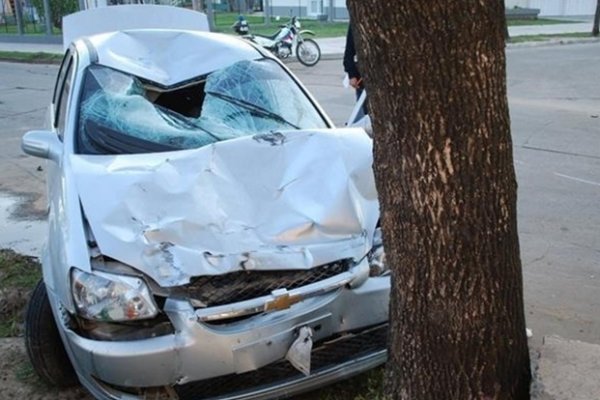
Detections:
[343, 24, 367, 119]
[344, 25, 362, 93]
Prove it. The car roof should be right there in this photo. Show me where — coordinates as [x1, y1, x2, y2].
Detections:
[79, 29, 263, 87]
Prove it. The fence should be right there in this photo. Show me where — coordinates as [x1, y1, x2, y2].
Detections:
[1, 0, 54, 35]
[0, 0, 348, 38]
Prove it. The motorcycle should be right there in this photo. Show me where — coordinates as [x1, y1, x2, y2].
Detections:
[239, 16, 321, 67]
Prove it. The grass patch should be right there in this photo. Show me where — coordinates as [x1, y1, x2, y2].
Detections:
[214, 14, 586, 38]
[0, 249, 42, 337]
[15, 360, 40, 385]
[0, 22, 61, 35]
[507, 18, 581, 26]
[213, 13, 581, 37]
[0, 51, 62, 63]
[508, 32, 596, 43]
[213, 13, 349, 38]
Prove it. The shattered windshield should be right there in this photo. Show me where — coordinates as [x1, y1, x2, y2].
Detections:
[77, 59, 328, 154]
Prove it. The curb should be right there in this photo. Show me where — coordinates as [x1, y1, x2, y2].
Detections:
[507, 37, 600, 48]
[297, 37, 600, 63]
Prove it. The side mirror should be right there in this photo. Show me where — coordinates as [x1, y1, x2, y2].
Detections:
[21, 130, 62, 161]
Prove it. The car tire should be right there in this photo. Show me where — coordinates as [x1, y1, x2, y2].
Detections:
[25, 279, 78, 387]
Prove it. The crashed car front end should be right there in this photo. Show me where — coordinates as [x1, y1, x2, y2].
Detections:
[59, 263, 389, 399]
[41, 29, 390, 400]
[61, 130, 390, 399]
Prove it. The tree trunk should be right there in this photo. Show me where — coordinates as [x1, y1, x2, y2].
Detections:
[345, 1, 531, 399]
[593, 0, 600, 36]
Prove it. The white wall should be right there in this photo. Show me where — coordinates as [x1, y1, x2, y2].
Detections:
[505, 0, 596, 16]
[84, 0, 108, 8]
[274, 0, 596, 17]
[505, 0, 530, 8]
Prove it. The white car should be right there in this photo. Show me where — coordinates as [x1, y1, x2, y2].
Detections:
[22, 5, 389, 399]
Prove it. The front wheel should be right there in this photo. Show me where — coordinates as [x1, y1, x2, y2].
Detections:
[296, 38, 321, 67]
[25, 279, 78, 387]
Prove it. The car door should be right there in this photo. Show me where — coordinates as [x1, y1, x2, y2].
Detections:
[43, 48, 77, 300]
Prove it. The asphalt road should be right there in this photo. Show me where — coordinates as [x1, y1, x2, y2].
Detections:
[0, 42, 598, 348]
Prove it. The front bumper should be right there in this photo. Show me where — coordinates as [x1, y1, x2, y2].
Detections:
[50, 275, 389, 399]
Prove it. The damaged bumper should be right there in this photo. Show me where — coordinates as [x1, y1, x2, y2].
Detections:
[52, 272, 389, 399]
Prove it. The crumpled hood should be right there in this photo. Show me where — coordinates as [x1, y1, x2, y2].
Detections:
[71, 129, 379, 286]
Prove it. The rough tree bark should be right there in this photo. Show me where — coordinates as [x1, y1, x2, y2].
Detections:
[345, 1, 531, 399]
[593, 0, 600, 36]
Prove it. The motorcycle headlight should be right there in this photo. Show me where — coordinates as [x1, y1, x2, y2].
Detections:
[71, 268, 158, 322]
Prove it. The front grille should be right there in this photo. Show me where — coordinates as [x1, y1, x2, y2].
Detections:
[184, 260, 350, 307]
[174, 324, 388, 400]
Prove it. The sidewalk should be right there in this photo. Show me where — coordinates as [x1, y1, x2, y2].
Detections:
[0, 21, 595, 57]
[533, 335, 600, 400]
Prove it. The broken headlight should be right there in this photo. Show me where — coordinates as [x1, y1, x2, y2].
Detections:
[368, 228, 388, 277]
[71, 268, 158, 322]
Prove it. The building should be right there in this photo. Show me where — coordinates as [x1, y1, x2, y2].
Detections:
[505, 0, 596, 16]
[267, 0, 347, 19]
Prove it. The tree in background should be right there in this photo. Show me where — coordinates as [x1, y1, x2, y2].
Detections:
[593, 0, 600, 36]
[345, 0, 531, 398]
[226, 0, 256, 13]
[30, 0, 77, 29]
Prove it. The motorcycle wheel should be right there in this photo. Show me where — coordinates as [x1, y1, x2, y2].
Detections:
[296, 38, 321, 67]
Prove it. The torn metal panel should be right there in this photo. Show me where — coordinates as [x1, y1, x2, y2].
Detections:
[71, 129, 378, 286]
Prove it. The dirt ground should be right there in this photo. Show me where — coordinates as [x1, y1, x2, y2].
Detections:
[0, 337, 92, 400]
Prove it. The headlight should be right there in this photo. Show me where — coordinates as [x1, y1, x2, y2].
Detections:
[71, 268, 158, 322]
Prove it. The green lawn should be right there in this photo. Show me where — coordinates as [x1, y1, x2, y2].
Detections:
[507, 18, 580, 26]
[0, 22, 60, 35]
[0, 51, 62, 63]
[0, 249, 42, 337]
[0, 14, 585, 39]
[213, 12, 348, 37]
[212, 13, 583, 38]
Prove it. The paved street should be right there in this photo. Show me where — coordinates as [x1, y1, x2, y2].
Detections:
[0, 42, 598, 349]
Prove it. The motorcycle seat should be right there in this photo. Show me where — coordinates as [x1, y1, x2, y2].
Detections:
[253, 31, 282, 41]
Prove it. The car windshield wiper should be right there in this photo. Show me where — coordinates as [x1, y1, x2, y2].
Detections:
[155, 106, 221, 142]
[206, 91, 300, 129]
